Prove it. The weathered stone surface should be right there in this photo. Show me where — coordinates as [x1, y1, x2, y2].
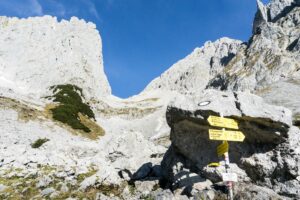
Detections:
[163, 90, 300, 199]
[253, 0, 268, 34]
[267, 0, 294, 21]
[234, 183, 284, 200]
[153, 189, 174, 200]
[41, 187, 55, 196]
[95, 193, 120, 200]
[135, 180, 159, 196]
[143, 38, 242, 95]
[167, 90, 292, 148]
[202, 163, 250, 183]
[79, 166, 121, 191]
[0, 16, 111, 102]
[256, 79, 300, 127]
[0, 184, 7, 192]
[36, 175, 53, 188]
[192, 189, 215, 200]
[144, 0, 300, 101]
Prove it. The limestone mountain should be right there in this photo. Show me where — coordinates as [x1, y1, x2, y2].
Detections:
[143, 37, 242, 95]
[0, 16, 111, 103]
[144, 0, 300, 127]
[0, 0, 299, 199]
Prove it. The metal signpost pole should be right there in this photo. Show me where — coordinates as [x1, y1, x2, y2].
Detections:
[224, 152, 233, 200]
[220, 113, 233, 200]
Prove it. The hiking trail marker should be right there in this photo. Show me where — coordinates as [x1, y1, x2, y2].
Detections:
[217, 141, 229, 157]
[207, 115, 239, 130]
[209, 129, 245, 142]
[222, 173, 238, 182]
[207, 114, 246, 200]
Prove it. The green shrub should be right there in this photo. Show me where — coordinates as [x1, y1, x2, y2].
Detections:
[48, 84, 95, 132]
[31, 138, 49, 148]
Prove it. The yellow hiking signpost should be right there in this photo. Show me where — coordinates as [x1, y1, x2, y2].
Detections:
[207, 114, 246, 200]
[207, 115, 239, 130]
[217, 141, 229, 157]
[209, 129, 245, 142]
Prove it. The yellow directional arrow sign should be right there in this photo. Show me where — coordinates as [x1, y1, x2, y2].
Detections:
[209, 129, 245, 142]
[217, 141, 229, 156]
[207, 116, 239, 130]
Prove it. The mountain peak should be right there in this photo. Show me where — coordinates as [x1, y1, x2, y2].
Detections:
[0, 16, 111, 103]
[143, 37, 242, 95]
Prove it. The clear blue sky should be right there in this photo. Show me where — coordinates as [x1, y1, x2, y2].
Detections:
[0, 0, 270, 98]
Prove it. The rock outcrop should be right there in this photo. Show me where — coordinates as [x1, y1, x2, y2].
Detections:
[143, 37, 242, 95]
[162, 90, 300, 199]
[0, 16, 111, 103]
[0, 16, 168, 199]
[144, 0, 300, 126]
[256, 78, 300, 127]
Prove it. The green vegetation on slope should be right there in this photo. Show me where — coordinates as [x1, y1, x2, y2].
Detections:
[0, 166, 125, 200]
[31, 138, 49, 148]
[294, 114, 300, 127]
[48, 84, 95, 133]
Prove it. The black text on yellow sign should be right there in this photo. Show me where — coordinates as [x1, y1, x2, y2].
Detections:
[207, 116, 239, 130]
[209, 129, 245, 142]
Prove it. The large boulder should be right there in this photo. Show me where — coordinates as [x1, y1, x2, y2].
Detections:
[162, 90, 300, 199]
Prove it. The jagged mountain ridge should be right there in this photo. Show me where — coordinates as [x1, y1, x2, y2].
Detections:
[144, 0, 300, 125]
[143, 37, 242, 94]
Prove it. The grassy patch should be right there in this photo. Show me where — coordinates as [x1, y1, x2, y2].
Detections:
[0, 97, 44, 123]
[96, 184, 122, 197]
[140, 194, 155, 200]
[48, 84, 95, 133]
[254, 86, 272, 95]
[76, 169, 98, 183]
[0, 166, 135, 200]
[78, 113, 105, 140]
[0, 172, 39, 200]
[293, 114, 300, 127]
[31, 138, 49, 148]
[128, 184, 136, 195]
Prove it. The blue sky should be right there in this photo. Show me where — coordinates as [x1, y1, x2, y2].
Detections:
[0, 0, 270, 98]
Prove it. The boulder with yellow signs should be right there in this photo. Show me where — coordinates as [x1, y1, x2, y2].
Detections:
[162, 89, 300, 199]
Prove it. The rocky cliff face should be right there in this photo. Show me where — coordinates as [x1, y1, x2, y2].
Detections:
[143, 0, 300, 199]
[0, 0, 300, 199]
[0, 16, 167, 199]
[0, 16, 111, 103]
[144, 0, 300, 126]
[144, 37, 242, 95]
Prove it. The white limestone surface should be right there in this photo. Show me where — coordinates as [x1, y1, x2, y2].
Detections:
[0, 16, 111, 102]
[143, 37, 242, 95]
